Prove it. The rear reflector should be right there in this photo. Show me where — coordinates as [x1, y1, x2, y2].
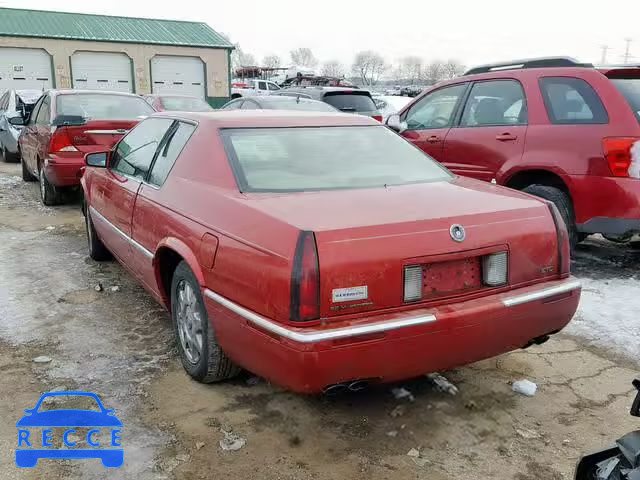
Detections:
[403, 265, 423, 302]
[482, 252, 508, 286]
[290, 231, 320, 322]
[603, 137, 640, 178]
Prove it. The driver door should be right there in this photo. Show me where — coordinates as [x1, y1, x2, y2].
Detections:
[400, 83, 468, 161]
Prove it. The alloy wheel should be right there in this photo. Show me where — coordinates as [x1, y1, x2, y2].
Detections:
[175, 279, 204, 364]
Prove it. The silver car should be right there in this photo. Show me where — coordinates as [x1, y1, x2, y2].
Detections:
[0, 89, 41, 162]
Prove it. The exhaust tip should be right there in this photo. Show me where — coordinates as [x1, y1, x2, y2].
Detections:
[347, 380, 369, 392]
[323, 383, 347, 396]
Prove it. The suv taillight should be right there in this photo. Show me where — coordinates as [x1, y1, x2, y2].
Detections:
[290, 231, 320, 322]
[603, 137, 640, 178]
[547, 202, 570, 277]
[49, 128, 79, 153]
[372, 114, 383, 122]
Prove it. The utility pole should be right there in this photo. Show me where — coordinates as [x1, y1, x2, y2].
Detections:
[623, 38, 633, 64]
[600, 45, 610, 64]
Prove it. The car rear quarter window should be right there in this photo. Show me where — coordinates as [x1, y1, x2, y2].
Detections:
[56, 94, 154, 121]
[111, 118, 174, 180]
[322, 92, 377, 113]
[221, 125, 452, 192]
[539, 77, 608, 124]
[148, 121, 196, 187]
[609, 78, 640, 121]
[460, 80, 527, 126]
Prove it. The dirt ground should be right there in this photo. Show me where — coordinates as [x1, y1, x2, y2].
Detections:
[0, 161, 637, 480]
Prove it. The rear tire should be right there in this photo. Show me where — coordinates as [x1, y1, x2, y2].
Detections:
[85, 206, 111, 261]
[21, 155, 36, 182]
[171, 261, 241, 383]
[39, 163, 61, 206]
[522, 184, 578, 251]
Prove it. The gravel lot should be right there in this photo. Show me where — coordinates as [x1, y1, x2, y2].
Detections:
[0, 161, 637, 480]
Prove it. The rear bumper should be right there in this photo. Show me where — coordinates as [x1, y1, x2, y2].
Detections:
[204, 277, 581, 393]
[44, 154, 84, 187]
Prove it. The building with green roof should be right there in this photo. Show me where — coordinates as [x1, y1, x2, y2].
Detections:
[0, 7, 233, 107]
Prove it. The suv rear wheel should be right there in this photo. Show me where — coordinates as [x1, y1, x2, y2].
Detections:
[522, 184, 578, 251]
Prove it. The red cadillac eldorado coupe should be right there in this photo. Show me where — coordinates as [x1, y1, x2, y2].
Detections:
[80, 110, 581, 393]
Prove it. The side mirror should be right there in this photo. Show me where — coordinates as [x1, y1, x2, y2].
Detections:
[85, 151, 109, 168]
[9, 116, 25, 126]
[386, 114, 407, 133]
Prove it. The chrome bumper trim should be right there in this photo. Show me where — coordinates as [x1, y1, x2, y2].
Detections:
[203, 289, 437, 343]
[502, 279, 581, 307]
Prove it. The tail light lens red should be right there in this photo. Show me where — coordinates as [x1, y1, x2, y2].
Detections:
[372, 115, 383, 122]
[49, 128, 79, 153]
[603, 137, 640, 178]
[290, 231, 320, 322]
[546, 202, 570, 277]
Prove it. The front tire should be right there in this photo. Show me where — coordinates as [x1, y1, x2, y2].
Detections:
[171, 261, 240, 383]
[85, 206, 111, 261]
[522, 184, 578, 251]
[39, 164, 61, 206]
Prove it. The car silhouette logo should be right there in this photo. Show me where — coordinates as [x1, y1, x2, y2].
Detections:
[15, 391, 123, 468]
[450, 224, 466, 242]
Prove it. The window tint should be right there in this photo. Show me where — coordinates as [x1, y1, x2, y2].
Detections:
[539, 77, 608, 124]
[111, 118, 174, 180]
[56, 94, 154, 121]
[222, 126, 452, 192]
[241, 100, 259, 110]
[610, 78, 640, 122]
[35, 97, 50, 124]
[322, 92, 377, 113]
[404, 84, 466, 130]
[460, 80, 527, 126]
[149, 122, 196, 186]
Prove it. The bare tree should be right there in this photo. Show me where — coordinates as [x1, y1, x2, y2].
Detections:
[401, 56, 423, 84]
[220, 32, 257, 71]
[424, 60, 445, 85]
[321, 60, 345, 78]
[442, 59, 465, 79]
[352, 51, 387, 86]
[290, 48, 318, 68]
[262, 55, 281, 69]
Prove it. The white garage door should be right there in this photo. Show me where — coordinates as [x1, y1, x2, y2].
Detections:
[71, 52, 133, 93]
[151, 56, 205, 99]
[0, 47, 52, 94]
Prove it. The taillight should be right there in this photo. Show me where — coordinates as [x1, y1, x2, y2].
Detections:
[290, 231, 320, 322]
[482, 252, 508, 286]
[547, 202, 570, 276]
[49, 128, 79, 153]
[603, 137, 640, 178]
[372, 114, 383, 122]
[403, 265, 423, 302]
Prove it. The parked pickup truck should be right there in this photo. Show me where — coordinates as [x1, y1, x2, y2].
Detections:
[231, 79, 281, 99]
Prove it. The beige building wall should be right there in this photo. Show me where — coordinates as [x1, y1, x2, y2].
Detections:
[0, 36, 230, 100]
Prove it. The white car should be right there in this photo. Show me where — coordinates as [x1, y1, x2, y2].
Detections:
[373, 95, 413, 121]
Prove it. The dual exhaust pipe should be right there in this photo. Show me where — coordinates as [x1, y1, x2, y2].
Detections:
[323, 379, 370, 395]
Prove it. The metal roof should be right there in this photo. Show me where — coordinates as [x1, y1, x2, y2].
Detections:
[0, 7, 233, 49]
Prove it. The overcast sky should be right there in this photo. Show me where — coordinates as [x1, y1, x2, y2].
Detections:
[0, 0, 638, 69]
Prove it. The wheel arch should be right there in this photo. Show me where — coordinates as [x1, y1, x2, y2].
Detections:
[502, 168, 572, 196]
[153, 237, 205, 309]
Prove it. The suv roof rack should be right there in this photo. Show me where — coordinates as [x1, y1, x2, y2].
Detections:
[463, 57, 593, 76]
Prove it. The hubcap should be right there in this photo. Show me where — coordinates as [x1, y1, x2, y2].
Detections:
[175, 280, 204, 364]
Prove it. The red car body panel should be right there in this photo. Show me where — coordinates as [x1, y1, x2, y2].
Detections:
[397, 66, 640, 236]
[81, 111, 581, 393]
[19, 90, 147, 188]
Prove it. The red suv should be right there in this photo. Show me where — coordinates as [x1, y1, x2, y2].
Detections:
[388, 57, 640, 248]
[16, 90, 154, 205]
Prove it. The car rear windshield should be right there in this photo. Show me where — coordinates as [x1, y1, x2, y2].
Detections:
[56, 94, 154, 120]
[322, 92, 377, 113]
[161, 96, 213, 112]
[610, 78, 640, 121]
[262, 98, 337, 112]
[221, 126, 452, 192]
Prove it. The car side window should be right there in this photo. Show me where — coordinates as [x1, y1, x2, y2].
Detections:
[403, 84, 467, 130]
[267, 83, 280, 91]
[223, 100, 243, 110]
[241, 100, 259, 110]
[539, 77, 608, 124]
[35, 97, 51, 125]
[258, 81, 267, 90]
[460, 80, 527, 127]
[148, 121, 196, 187]
[110, 118, 174, 180]
[28, 97, 44, 125]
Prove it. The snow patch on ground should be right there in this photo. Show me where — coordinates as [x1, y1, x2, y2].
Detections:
[568, 276, 640, 363]
[0, 175, 21, 187]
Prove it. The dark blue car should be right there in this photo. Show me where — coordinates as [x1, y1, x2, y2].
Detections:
[16, 391, 123, 468]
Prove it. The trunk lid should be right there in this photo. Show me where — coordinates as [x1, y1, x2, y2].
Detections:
[245, 177, 559, 319]
[58, 120, 137, 153]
